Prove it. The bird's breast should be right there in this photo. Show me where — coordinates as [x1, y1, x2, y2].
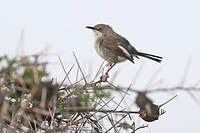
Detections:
[94, 39, 126, 63]
[95, 39, 105, 59]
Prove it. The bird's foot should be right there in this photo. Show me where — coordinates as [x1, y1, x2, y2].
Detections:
[100, 75, 109, 82]
[106, 63, 113, 67]
[93, 63, 116, 86]
[94, 74, 109, 86]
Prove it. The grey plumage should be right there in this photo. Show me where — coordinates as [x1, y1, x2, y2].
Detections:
[86, 24, 162, 64]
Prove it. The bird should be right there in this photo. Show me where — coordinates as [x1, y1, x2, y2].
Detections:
[86, 24, 162, 76]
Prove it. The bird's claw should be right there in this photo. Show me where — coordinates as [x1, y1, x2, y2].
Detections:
[106, 63, 113, 67]
[93, 74, 109, 86]
[100, 75, 109, 82]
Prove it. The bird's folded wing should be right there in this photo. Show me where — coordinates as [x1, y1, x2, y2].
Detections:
[101, 39, 133, 61]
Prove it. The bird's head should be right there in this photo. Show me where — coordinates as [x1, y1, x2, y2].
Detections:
[86, 24, 113, 38]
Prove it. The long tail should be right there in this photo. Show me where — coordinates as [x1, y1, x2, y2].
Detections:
[137, 52, 163, 63]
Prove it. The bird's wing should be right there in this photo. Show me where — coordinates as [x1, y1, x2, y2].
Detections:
[101, 39, 134, 62]
[117, 37, 139, 58]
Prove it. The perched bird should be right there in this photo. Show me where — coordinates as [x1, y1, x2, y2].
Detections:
[86, 24, 162, 75]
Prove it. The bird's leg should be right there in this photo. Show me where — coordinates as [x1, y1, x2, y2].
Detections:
[94, 63, 116, 85]
[105, 63, 116, 76]
[99, 63, 116, 82]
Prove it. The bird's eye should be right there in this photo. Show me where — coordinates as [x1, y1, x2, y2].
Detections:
[97, 28, 101, 31]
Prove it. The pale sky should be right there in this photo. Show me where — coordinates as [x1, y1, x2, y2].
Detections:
[0, 0, 200, 132]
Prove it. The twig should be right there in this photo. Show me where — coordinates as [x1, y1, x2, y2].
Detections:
[115, 84, 131, 110]
[134, 124, 148, 132]
[145, 86, 200, 93]
[91, 61, 105, 82]
[105, 115, 127, 133]
[58, 64, 75, 89]
[159, 95, 177, 108]
[58, 56, 73, 85]
[62, 107, 139, 114]
[73, 52, 88, 85]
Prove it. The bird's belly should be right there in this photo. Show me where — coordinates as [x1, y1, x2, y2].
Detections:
[117, 56, 127, 62]
[95, 41, 126, 63]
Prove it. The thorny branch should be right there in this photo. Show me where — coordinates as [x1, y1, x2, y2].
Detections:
[0, 51, 199, 133]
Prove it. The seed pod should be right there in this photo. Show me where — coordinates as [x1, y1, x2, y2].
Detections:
[139, 103, 159, 122]
[135, 92, 153, 109]
[139, 95, 177, 122]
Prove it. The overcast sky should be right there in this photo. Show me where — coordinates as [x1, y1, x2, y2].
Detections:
[0, 0, 200, 132]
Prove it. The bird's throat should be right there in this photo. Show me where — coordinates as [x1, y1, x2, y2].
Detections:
[94, 30, 103, 41]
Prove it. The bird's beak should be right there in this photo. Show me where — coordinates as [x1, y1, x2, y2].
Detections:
[86, 26, 95, 30]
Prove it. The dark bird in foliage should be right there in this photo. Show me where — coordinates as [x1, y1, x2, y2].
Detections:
[86, 24, 162, 76]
